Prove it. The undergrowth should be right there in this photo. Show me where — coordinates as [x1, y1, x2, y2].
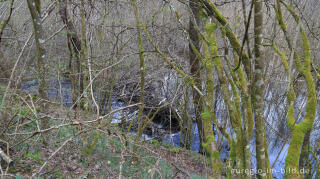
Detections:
[1, 93, 212, 178]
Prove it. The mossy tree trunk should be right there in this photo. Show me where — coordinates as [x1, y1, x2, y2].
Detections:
[229, 54, 253, 176]
[205, 24, 247, 177]
[274, 2, 317, 178]
[234, 55, 253, 170]
[284, 27, 316, 179]
[198, 1, 262, 177]
[200, 0, 252, 80]
[201, 23, 223, 178]
[285, 27, 316, 179]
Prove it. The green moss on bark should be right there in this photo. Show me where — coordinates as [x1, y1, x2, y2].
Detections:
[285, 26, 317, 179]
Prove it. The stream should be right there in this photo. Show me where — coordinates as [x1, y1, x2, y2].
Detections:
[20, 77, 319, 179]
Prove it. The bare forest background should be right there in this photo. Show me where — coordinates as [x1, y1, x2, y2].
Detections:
[0, 0, 319, 178]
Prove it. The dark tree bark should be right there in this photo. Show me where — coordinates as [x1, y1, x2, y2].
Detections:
[58, 0, 84, 108]
[189, 0, 204, 153]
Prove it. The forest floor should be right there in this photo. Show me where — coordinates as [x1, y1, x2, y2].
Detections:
[0, 89, 212, 178]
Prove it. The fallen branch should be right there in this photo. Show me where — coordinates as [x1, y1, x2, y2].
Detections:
[0, 148, 12, 165]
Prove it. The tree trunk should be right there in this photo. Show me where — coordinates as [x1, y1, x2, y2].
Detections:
[58, 0, 84, 108]
[181, 86, 192, 149]
[131, 0, 146, 140]
[285, 28, 316, 179]
[27, 0, 49, 130]
[59, 0, 77, 106]
[79, 0, 87, 109]
[273, 2, 317, 178]
[189, 0, 204, 153]
[253, 0, 268, 178]
[202, 24, 223, 178]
